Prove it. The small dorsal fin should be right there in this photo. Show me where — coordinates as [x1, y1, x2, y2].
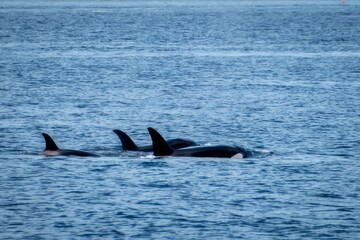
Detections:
[42, 133, 59, 151]
[113, 129, 138, 151]
[147, 128, 174, 156]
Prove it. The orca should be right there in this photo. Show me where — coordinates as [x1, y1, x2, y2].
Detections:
[41, 133, 99, 157]
[147, 127, 248, 158]
[113, 129, 197, 152]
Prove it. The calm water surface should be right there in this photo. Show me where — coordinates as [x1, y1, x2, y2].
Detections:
[1, 0, 359, 239]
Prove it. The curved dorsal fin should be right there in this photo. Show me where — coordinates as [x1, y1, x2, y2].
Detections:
[42, 133, 59, 151]
[147, 128, 174, 156]
[113, 129, 138, 151]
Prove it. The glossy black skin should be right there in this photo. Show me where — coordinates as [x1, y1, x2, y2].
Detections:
[147, 127, 248, 158]
[41, 133, 99, 157]
[113, 129, 197, 152]
[168, 145, 246, 158]
[52, 149, 98, 157]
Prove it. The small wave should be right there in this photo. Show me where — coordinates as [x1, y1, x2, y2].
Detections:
[314, 193, 345, 199]
[139, 160, 170, 168]
[92, 10, 110, 13]
[140, 154, 155, 159]
[0, 202, 29, 207]
[247, 149, 274, 158]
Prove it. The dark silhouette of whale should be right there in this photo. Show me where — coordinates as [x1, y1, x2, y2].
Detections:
[41, 133, 99, 157]
[147, 127, 247, 158]
[113, 129, 197, 152]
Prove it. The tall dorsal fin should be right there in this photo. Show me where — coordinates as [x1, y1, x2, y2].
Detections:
[147, 128, 174, 156]
[113, 129, 138, 151]
[42, 133, 59, 151]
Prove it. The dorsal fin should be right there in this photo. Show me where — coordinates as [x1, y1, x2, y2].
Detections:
[42, 133, 59, 151]
[113, 129, 138, 151]
[147, 128, 174, 156]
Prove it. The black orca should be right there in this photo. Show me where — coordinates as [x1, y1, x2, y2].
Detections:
[113, 129, 197, 152]
[148, 127, 247, 158]
[41, 133, 99, 157]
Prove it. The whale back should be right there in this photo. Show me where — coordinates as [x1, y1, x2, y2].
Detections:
[167, 138, 197, 149]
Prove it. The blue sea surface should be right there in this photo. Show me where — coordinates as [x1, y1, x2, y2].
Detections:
[1, 0, 360, 239]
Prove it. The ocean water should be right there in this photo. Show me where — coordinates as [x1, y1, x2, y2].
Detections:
[1, 0, 360, 239]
